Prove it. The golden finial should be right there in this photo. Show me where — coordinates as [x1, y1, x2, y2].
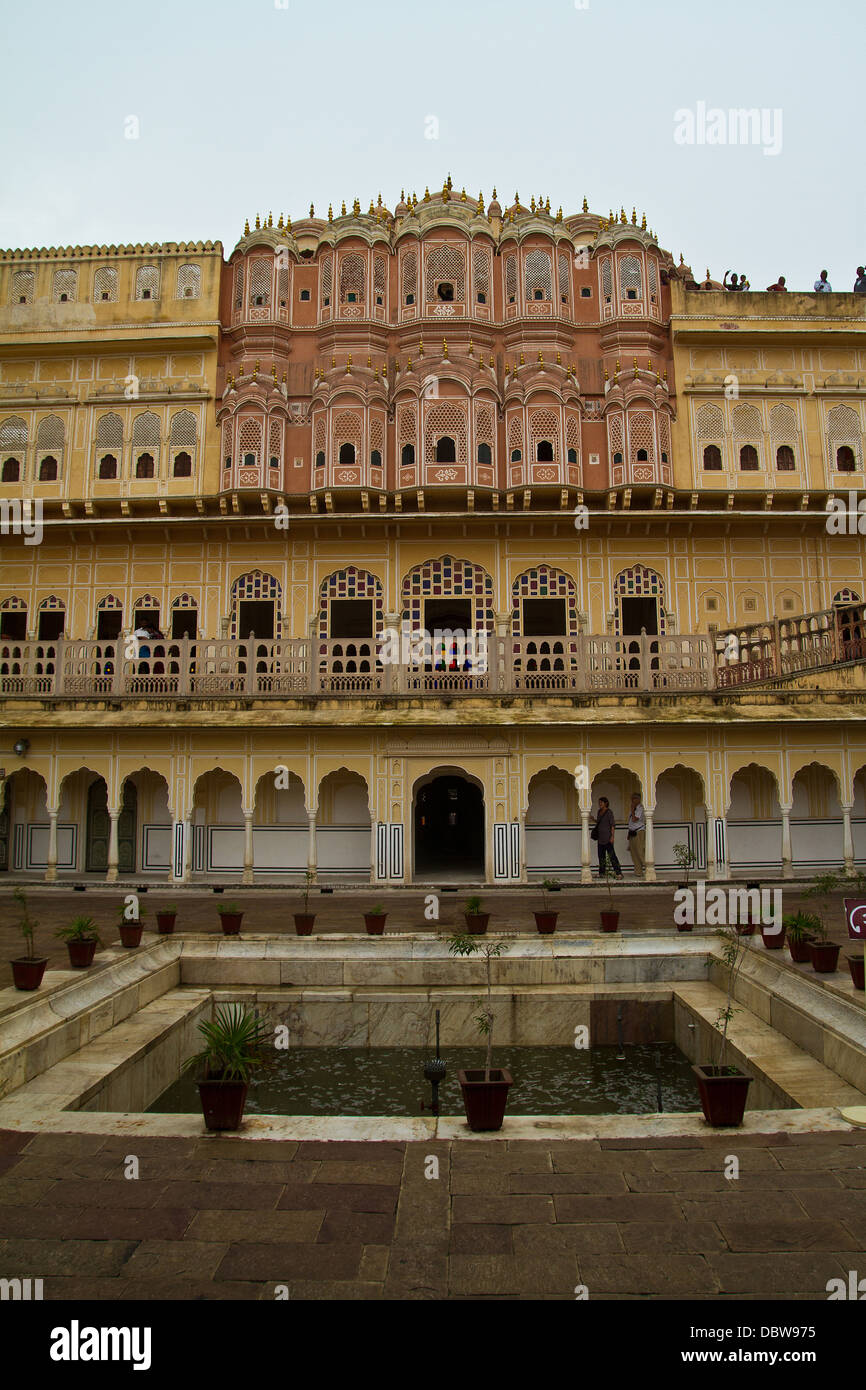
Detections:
[331, 354, 336, 368]
[680, 252, 684, 265]
[382, 361, 387, 376]
[631, 207, 637, 225]
[285, 215, 292, 233]
[492, 186, 497, 198]
[277, 213, 284, 230]
[268, 211, 273, 227]
[633, 357, 639, 377]
[545, 196, 550, 213]
[477, 191, 484, 214]
[663, 368, 668, 381]
[369, 199, 375, 215]
[641, 212, 647, 231]
[656, 370, 660, 384]
[530, 195, 536, 212]
[616, 359, 621, 373]
[519, 351, 525, 366]
[604, 366, 609, 380]
[373, 364, 379, 378]
[346, 354, 352, 372]
[447, 172, 452, 189]
[647, 357, 652, 371]
[367, 354, 372, 369]
[407, 356, 413, 371]
[354, 197, 361, 215]
[400, 187, 405, 201]
[556, 351, 561, 365]
[569, 363, 575, 376]
[272, 361, 277, 379]
[538, 350, 543, 364]
[514, 191, 520, 207]
[620, 207, 626, 223]
[442, 338, 448, 358]
[582, 196, 588, 213]
[341, 200, 347, 216]
[255, 213, 261, 230]
[468, 338, 474, 355]
[442, 180, 450, 202]
[609, 209, 614, 224]
[244, 218, 250, 236]
[377, 191, 383, 206]
[419, 339, 424, 356]
[328, 204, 333, 222]
[424, 186, 430, 201]
[556, 206, 563, 222]
[460, 186, 467, 202]
[254, 359, 260, 375]
[310, 203, 315, 217]
[488, 354, 494, 368]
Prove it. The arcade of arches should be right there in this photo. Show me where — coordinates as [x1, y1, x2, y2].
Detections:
[2, 732, 866, 884]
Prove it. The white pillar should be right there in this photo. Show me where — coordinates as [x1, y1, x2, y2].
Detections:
[780, 804, 794, 879]
[106, 809, 119, 882]
[518, 811, 528, 883]
[182, 817, 192, 882]
[705, 807, 718, 881]
[45, 808, 59, 883]
[842, 803, 855, 875]
[307, 811, 317, 877]
[580, 808, 592, 884]
[644, 808, 656, 883]
[242, 810, 254, 884]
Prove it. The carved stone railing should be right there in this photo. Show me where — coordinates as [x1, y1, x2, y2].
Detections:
[0, 615, 860, 700]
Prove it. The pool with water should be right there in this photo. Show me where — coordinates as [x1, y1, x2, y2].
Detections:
[148, 1043, 699, 1117]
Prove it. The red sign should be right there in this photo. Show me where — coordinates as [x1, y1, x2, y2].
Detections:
[843, 899, 866, 940]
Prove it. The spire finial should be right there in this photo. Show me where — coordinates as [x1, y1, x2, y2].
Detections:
[582, 195, 588, 213]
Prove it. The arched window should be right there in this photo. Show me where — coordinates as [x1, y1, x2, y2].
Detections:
[401, 442, 415, 467]
[169, 410, 196, 475]
[536, 440, 554, 462]
[511, 448, 522, 463]
[837, 445, 857, 472]
[173, 451, 192, 477]
[703, 445, 722, 470]
[739, 444, 759, 471]
[339, 442, 356, 466]
[1, 457, 20, 482]
[315, 450, 326, 469]
[53, 269, 76, 303]
[135, 265, 160, 301]
[613, 451, 623, 465]
[135, 453, 154, 479]
[370, 449, 382, 469]
[132, 411, 159, 474]
[11, 269, 34, 304]
[176, 263, 201, 299]
[776, 445, 795, 471]
[567, 447, 578, 464]
[524, 250, 552, 302]
[636, 448, 648, 462]
[93, 267, 118, 302]
[619, 255, 643, 300]
[249, 258, 271, 308]
[38, 456, 58, 481]
[477, 442, 492, 466]
[98, 455, 117, 479]
[436, 436, 456, 463]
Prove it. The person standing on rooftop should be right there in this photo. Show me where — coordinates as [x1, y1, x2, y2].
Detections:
[767, 275, 787, 291]
[854, 267, 866, 293]
[814, 269, 832, 291]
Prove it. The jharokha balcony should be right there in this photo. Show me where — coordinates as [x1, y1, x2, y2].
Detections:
[0, 603, 864, 701]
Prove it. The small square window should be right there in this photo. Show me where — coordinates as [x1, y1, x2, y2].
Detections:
[270, 455, 279, 467]
[626, 289, 637, 300]
[477, 293, 486, 304]
[300, 289, 310, 301]
[405, 294, 414, 305]
[142, 289, 151, 300]
[581, 287, 592, 298]
[375, 295, 382, 305]
[101, 293, 109, 301]
[347, 293, 357, 303]
[324, 296, 330, 306]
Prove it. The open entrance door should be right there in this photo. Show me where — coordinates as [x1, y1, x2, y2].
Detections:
[414, 774, 484, 878]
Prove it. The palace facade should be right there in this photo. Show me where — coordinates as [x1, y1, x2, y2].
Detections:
[1, 182, 865, 885]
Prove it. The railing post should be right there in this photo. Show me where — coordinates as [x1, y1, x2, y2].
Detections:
[245, 636, 256, 696]
[772, 616, 782, 677]
[54, 637, 65, 696]
[640, 629, 651, 690]
[179, 637, 191, 696]
[112, 642, 124, 697]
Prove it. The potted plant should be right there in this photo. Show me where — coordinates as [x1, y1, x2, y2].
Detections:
[464, 894, 490, 935]
[784, 911, 820, 963]
[56, 916, 101, 969]
[184, 1002, 269, 1131]
[848, 953, 865, 990]
[805, 872, 842, 973]
[693, 924, 753, 1126]
[10, 887, 48, 991]
[217, 901, 244, 936]
[155, 903, 178, 934]
[118, 903, 145, 949]
[364, 902, 388, 935]
[760, 910, 786, 950]
[599, 861, 619, 931]
[673, 840, 696, 891]
[448, 929, 511, 1131]
[534, 878, 561, 934]
[294, 870, 317, 936]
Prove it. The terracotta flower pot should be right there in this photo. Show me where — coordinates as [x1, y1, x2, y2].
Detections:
[693, 1064, 752, 1127]
[11, 957, 48, 991]
[788, 936, 813, 964]
[197, 1078, 248, 1131]
[810, 941, 841, 974]
[364, 913, 387, 935]
[534, 911, 558, 934]
[294, 913, 316, 936]
[847, 954, 865, 990]
[464, 912, 489, 935]
[119, 922, 143, 949]
[155, 912, 176, 934]
[600, 910, 619, 932]
[761, 922, 786, 950]
[458, 1067, 513, 1132]
[67, 939, 97, 969]
[218, 913, 243, 936]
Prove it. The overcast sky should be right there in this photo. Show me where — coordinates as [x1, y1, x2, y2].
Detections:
[1, 0, 862, 292]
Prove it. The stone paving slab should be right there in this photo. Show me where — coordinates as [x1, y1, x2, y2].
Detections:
[0, 1128, 864, 1299]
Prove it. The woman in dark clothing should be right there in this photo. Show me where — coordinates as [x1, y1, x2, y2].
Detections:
[594, 796, 623, 878]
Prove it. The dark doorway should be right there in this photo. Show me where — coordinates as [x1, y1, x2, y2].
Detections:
[37, 609, 64, 640]
[522, 597, 567, 636]
[0, 609, 26, 639]
[414, 775, 484, 878]
[86, 778, 137, 873]
[425, 599, 472, 668]
[330, 599, 373, 639]
[96, 609, 123, 640]
[620, 597, 658, 636]
[237, 600, 274, 639]
[171, 608, 198, 639]
[0, 780, 9, 871]
[133, 608, 160, 633]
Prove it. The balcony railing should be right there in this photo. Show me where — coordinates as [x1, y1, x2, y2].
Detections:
[0, 607, 862, 701]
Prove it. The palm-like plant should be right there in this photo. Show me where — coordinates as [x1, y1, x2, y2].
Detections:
[184, 1003, 270, 1082]
[448, 930, 505, 1080]
[56, 915, 101, 944]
